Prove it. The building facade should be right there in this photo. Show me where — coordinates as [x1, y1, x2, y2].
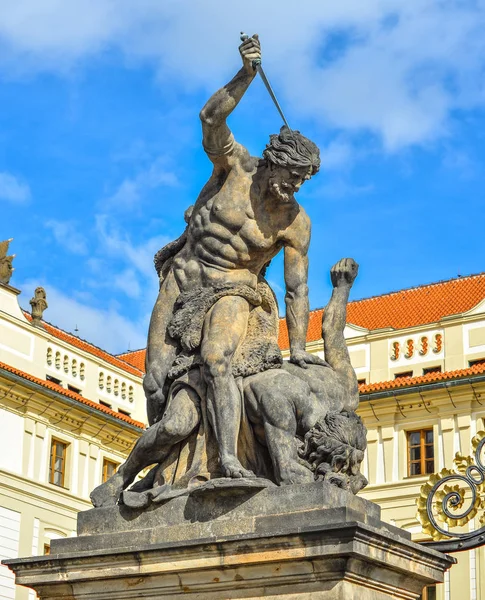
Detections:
[2, 270, 485, 599]
[0, 281, 145, 600]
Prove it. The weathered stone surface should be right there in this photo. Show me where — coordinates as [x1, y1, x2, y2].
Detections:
[0, 238, 15, 285]
[29, 286, 47, 327]
[5, 485, 454, 599]
[72, 482, 382, 552]
[90, 38, 368, 510]
[91, 258, 368, 510]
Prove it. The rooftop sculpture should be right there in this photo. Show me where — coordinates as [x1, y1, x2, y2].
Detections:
[0, 239, 15, 286]
[29, 287, 48, 328]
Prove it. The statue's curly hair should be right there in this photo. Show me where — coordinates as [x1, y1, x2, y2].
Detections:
[263, 126, 320, 175]
[298, 411, 368, 494]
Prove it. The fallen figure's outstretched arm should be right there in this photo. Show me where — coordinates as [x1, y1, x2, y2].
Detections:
[321, 258, 359, 410]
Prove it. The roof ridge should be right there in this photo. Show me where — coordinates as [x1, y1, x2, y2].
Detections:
[294, 270, 485, 319]
[117, 348, 145, 358]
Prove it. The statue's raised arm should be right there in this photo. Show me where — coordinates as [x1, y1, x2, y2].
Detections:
[199, 34, 260, 168]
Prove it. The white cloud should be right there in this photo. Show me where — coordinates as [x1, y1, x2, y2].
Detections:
[106, 180, 139, 209]
[43, 214, 169, 302]
[320, 139, 354, 171]
[45, 219, 88, 254]
[319, 180, 375, 200]
[112, 268, 142, 299]
[283, 2, 484, 150]
[95, 214, 169, 279]
[19, 279, 147, 354]
[104, 156, 178, 210]
[42, 214, 168, 304]
[0, 1, 484, 150]
[0, 171, 31, 203]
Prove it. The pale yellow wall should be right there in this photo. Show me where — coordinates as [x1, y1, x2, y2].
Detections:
[292, 313, 485, 385]
[443, 322, 466, 372]
[0, 373, 142, 600]
[358, 379, 485, 600]
[0, 285, 146, 423]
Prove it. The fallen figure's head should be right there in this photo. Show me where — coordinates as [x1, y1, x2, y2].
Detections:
[299, 410, 368, 494]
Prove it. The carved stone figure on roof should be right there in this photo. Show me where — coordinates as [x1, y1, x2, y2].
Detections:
[0, 239, 15, 286]
[30, 287, 48, 327]
[90, 35, 367, 509]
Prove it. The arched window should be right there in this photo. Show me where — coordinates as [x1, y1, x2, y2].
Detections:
[419, 336, 429, 356]
[121, 382, 127, 400]
[98, 372, 104, 390]
[129, 386, 134, 403]
[405, 339, 414, 359]
[63, 355, 69, 373]
[55, 351, 61, 370]
[46, 347, 53, 366]
[114, 379, 119, 396]
[106, 376, 112, 394]
[71, 359, 77, 377]
[80, 363, 85, 380]
[390, 342, 400, 361]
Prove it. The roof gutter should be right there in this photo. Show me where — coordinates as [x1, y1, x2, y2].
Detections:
[0, 367, 145, 434]
[360, 375, 485, 402]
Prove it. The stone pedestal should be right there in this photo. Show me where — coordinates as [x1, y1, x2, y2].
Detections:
[4, 482, 454, 599]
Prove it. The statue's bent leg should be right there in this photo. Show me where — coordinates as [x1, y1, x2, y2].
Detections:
[322, 258, 359, 411]
[90, 386, 200, 507]
[200, 295, 254, 479]
[245, 371, 314, 485]
[144, 268, 180, 425]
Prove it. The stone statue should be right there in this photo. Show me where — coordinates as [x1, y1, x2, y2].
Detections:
[143, 34, 325, 480]
[90, 35, 367, 509]
[30, 287, 48, 327]
[0, 239, 15, 286]
[91, 258, 367, 508]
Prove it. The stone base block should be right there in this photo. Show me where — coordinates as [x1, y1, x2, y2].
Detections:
[4, 482, 454, 599]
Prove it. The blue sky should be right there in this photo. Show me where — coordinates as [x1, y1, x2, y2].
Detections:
[1, 0, 484, 354]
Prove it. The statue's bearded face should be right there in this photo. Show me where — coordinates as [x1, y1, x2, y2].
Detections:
[268, 164, 313, 203]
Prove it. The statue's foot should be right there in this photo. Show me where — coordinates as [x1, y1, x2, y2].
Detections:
[330, 258, 359, 289]
[90, 473, 125, 508]
[278, 462, 314, 485]
[221, 457, 255, 479]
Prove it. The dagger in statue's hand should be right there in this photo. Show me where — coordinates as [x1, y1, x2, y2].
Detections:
[240, 32, 292, 131]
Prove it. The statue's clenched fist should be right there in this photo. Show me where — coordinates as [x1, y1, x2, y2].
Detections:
[330, 258, 359, 289]
[239, 34, 261, 75]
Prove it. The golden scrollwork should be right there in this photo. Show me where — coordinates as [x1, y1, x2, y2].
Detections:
[416, 431, 485, 542]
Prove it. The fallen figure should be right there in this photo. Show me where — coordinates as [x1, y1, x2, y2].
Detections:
[91, 258, 367, 509]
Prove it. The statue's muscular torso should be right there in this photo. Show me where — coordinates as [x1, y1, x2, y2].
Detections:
[172, 152, 309, 293]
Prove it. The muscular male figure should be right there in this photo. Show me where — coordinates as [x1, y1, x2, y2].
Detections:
[143, 34, 325, 478]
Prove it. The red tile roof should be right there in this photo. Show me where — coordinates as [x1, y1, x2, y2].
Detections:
[278, 272, 485, 350]
[121, 272, 485, 367]
[359, 360, 485, 395]
[0, 360, 145, 429]
[117, 349, 146, 372]
[23, 312, 144, 378]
